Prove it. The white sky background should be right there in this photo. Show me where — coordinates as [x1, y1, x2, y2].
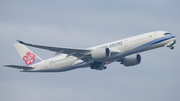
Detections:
[0, 0, 180, 101]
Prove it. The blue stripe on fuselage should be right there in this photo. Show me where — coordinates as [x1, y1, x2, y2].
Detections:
[135, 35, 176, 49]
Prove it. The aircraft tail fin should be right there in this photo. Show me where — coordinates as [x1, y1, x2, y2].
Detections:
[14, 43, 43, 66]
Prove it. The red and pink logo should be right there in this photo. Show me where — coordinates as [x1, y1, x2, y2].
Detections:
[23, 51, 35, 65]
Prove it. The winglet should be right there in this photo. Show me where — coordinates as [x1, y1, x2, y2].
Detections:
[14, 38, 24, 44]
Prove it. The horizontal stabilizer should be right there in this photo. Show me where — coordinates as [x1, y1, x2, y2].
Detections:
[4, 65, 34, 69]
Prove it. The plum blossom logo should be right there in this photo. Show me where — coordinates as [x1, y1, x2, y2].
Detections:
[23, 51, 35, 65]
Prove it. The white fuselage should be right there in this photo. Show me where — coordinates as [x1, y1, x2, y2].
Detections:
[21, 31, 176, 72]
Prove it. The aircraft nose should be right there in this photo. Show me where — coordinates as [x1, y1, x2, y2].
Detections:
[172, 35, 176, 40]
[173, 36, 177, 44]
[171, 34, 177, 44]
[174, 36, 177, 41]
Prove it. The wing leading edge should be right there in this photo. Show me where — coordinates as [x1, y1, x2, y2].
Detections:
[16, 39, 92, 62]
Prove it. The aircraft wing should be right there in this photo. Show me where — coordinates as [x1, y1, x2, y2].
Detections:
[4, 65, 34, 69]
[16, 40, 92, 62]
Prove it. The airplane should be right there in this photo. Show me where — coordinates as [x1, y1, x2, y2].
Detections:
[4, 31, 177, 72]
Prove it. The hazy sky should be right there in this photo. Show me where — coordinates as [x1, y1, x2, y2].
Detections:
[0, 0, 180, 101]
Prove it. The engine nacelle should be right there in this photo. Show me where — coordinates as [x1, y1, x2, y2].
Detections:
[91, 48, 111, 60]
[122, 54, 141, 66]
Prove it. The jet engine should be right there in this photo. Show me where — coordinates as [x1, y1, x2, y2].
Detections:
[122, 54, 141, 66]
[91, 48, 111, 60]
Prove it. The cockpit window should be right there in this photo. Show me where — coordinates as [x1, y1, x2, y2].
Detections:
[164, 33, 171, 35]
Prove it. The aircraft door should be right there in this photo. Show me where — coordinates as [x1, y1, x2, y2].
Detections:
[124, 40, 128, 47]
[153, 33, 157, 39]
[45, 61, 49, 68]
